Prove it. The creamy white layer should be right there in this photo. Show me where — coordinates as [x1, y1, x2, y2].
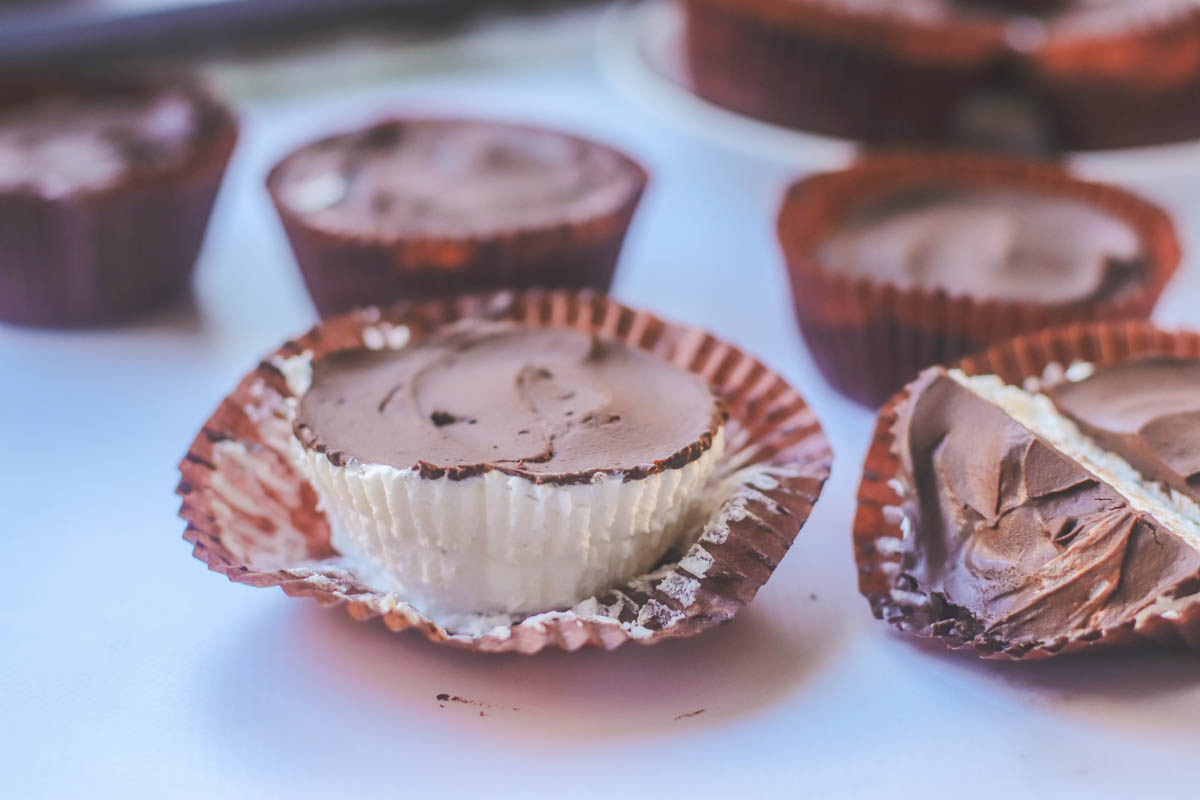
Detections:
[294, 429, 725, 619]
[948, 368, 1200, 548]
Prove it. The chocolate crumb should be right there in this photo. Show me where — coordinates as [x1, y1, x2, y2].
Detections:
[430, 411, 475, 427]
[674, 709, 706, 721]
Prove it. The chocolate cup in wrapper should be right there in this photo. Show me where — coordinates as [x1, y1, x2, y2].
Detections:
[681, 0, 1200, 151]
[855, 320, 1200, 660]
[1031, 8, 1200, 150]
[177, 291, 832, 653]
[265, 120, 648, 318]
[0, 75, 237, 328]
[777, 154, 1179, 407]
[681, 0, 1002, 146]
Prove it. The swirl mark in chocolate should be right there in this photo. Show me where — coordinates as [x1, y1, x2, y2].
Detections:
[294, 321, 724, 483]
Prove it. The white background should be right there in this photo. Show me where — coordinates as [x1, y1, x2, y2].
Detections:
[3, 6, 1199, 798]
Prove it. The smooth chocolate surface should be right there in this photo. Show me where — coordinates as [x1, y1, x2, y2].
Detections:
[272, 119, 643, 237]
[894, 369, 1200, 645]
[295, 321, 723, 482]
[1048, 358, 1200, 503]
[0, 89, 201, 198]
[818, 186, 1144, 304]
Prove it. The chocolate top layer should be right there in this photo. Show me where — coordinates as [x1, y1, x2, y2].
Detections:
[294, 321, 723, 483]
[1048, 358, 1200, 503]
[0, 88, 203, 198]
[894, 369, 1200, 645]
[818, 186, 1144, 304]
[272, 119, 644, 238]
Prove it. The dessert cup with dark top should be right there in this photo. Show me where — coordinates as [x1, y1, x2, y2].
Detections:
[0, 74, 237, 327]
[856, 321, 1200, 659]
[178, 291, 832, 653]
[267, 118, 648, 317]
[778, 154, 1179, 406]
[682, 0, 1200, 151]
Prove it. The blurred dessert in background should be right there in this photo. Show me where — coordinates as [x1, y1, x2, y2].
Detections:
[681, 0, 1200, 152]
[0, 74, 236, 326]
[267, 118, 647, 317]
[777, 153, 1180, 405]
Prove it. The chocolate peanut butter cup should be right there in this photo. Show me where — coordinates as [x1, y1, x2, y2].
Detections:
[855, 321, 1200, 659]
[682, 0, 1200, 151]
[267, 118, 648, 317]
[178, 291, 832, 653]
[778, 154, 1178, 406]
[0, 74, 237, 327]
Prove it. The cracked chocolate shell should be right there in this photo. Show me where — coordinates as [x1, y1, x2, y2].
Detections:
[855, 321, 1200, 658]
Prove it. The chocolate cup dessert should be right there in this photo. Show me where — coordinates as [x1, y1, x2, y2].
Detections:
[855, 321, 1200, 659]
[0, 74, 237, 327]
[266, 119, 648, 318]
[177, 291, 832, 653]
[778, 154, 1179, 407]
[681, 0, 1200, 152]
[292, 321, 728, 623]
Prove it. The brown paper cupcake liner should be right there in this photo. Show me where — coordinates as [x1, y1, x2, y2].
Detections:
[681, 0, 1003, 146]
[266, 123, 648, 318]
[0, 75, 238, 327]
[778, 153, 1179, 407]
[681, 0, 1200, 150]
[177, 290, 832, 653]
[1032, 7, 1200, 149]
[854, 320, 1200, 660]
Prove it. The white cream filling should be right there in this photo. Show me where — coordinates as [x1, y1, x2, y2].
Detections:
[947, 368, 1200, 550]
[295, 431, 725, 625]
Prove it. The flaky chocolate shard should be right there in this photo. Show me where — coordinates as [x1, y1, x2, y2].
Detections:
[868, 365, 1200, 658]
[1046, 358, 1200, 505]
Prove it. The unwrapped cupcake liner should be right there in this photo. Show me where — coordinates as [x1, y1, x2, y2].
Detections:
[778, 153, 1180, 407]
[178, 290, 832, 653]
[266, 125, 648, 318]
[854, 320, 1200, 660]
[0, 75, 237, 327]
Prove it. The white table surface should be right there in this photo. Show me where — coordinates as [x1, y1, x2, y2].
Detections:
[4, 6, 1200, 798]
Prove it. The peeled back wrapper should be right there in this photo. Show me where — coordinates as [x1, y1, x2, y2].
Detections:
[177, 290, 832, 653]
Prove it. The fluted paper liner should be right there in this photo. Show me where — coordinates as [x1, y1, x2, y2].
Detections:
[0, 74, 237, 327]
[682, 0, 1200, 150]
[178, 291, 832, 653]
[854, 320, 1200, 660]
[266, 120, 648, 318]
[779, 153, 1179, 407]
[681, 0, 1001, 145]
